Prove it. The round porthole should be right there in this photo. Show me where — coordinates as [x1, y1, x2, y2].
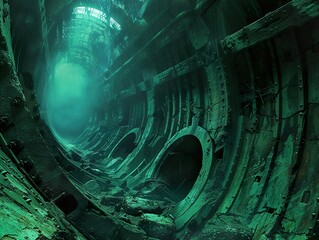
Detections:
[146, 126, 214, 228]
[109, 128, 140, 160]
[154, 135, 202, 202]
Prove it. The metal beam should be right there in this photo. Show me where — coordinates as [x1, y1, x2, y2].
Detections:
[220, 0, 319, 54]
[153, 55, 203, 87]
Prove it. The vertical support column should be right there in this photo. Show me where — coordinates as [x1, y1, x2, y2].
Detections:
[38, 0, 50, 63]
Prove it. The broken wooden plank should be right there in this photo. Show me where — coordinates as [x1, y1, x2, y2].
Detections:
[220, 0, 319, 53]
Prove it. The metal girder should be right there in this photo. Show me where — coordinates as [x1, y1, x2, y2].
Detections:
[104, 45, 215, 103]
[104, 11, 196, 85]
[220, 0, 319, 54]
[151, 41, 216, 87]
[153, 55, 203, 87]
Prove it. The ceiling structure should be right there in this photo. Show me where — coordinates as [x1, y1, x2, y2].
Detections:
[1, 0, 319, 239]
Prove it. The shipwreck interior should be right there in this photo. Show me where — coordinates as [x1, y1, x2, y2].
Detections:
[1, 0, 319, 239]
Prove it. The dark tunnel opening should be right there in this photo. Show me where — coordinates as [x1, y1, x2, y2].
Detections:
[154, 135, 202, 202]
[54, 194, 78, 215]
[110, 132, 138, 159]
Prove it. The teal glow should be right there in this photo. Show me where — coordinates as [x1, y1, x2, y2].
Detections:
[43, 6, 112, 143]
[46, 63, 99, 140]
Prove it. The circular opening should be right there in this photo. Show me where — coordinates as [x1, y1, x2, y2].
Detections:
[111, 132, 137, 159]
[154, 135, 202, 202]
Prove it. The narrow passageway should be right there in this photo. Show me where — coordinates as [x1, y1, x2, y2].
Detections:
[1, 0, 319, 239]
